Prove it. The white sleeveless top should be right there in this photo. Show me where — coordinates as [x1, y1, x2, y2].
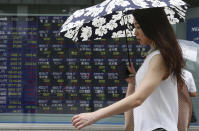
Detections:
[134, 50, 179, 131]
[182, 69, 197, 93]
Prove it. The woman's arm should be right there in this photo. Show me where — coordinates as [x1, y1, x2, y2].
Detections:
[72, 54, 167, 130]
[189, 92, 197, 97]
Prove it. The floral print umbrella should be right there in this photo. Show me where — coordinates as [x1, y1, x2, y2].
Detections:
[60, 0, 187, 42]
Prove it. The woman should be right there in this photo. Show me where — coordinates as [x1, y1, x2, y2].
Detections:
[72, 7, 184, 131]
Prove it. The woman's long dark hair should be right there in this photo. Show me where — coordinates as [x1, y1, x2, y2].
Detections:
[132, 7, 185, 84]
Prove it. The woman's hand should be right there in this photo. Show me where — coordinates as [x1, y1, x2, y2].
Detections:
[126, 62, 136, 84]
[72, 112, 96, 130]
[128, 62, 136, 74]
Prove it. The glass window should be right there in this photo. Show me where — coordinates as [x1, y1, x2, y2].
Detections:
[0, 1, 199, 128]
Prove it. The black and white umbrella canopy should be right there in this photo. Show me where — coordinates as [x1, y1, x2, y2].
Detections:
[60, 0, 188, 42]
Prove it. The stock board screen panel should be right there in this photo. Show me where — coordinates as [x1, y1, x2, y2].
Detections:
[0, 16, 148, 114]
[0, 16, 38, 113]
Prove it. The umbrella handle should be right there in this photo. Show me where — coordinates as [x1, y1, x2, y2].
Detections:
[122, 12, 131, 66]
[125, 32, 131, 66]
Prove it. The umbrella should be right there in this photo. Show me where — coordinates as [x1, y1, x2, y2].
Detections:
[60, 0, 188, 78]
[60, 0, 188, 42]
[178, 39, 199, 63]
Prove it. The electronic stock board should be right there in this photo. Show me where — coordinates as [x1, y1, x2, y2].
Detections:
[0, 16, 148, 114]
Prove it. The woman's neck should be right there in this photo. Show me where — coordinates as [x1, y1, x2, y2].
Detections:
[148, 46, 156, 55]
